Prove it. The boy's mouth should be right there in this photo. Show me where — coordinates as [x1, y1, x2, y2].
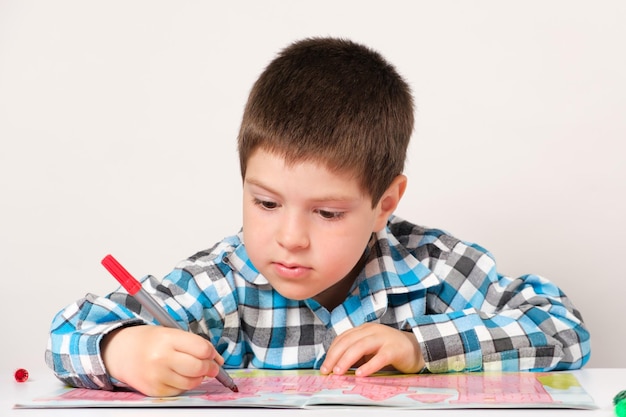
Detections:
[272, 262, 311, 279]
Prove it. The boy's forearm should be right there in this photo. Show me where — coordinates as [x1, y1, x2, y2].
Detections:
[418, 237, 591, 373]
[409, 299, 590, 373]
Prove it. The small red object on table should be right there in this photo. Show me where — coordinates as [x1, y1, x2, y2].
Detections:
[14, 368, 29, 382]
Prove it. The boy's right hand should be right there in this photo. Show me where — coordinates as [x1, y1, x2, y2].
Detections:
[101, 325, 224, 397]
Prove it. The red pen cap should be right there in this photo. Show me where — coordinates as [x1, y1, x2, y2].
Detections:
[101, 254, 142, 295]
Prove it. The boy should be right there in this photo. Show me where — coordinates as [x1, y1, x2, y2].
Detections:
[46, 37, 590, 397]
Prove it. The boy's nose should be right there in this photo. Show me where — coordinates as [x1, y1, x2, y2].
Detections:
[276, 212, 310, 250]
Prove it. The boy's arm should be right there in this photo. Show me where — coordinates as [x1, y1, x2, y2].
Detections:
[46, 272, 213, 390]
[46, 238, 247, 390]
[410, 239, 591, 373]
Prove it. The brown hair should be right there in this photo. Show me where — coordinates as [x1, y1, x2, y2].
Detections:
[237, 37, 414, 206]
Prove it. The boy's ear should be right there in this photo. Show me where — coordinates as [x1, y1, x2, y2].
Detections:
[373, 174, 407, 232]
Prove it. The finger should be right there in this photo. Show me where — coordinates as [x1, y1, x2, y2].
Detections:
[170, 331, 219, 360]
[167, 349, 214, 379]
[160, 355, 224, 395]
[321, 327, 369, 374]
[160, 373, 206, 395]
[336, 336, 382, 375]
[354, 351, 390, 377]
[321, 336, 351, 374]
[133, 367, 205, 397]
[146, 372, 204, 397]
[323, 333, 379, 375]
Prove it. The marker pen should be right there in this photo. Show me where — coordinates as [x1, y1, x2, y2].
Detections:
[101, 254, 238, 393]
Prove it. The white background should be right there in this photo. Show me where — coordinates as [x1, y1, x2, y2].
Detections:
[1, 0, 624, 375]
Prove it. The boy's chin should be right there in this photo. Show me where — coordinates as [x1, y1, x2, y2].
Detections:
[266, 281, 319, 302]
[272, 287, 316, 302]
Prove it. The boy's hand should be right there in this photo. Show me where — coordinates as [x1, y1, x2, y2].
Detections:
[320, 323, 425, 376]
[101, 325, 224, 397]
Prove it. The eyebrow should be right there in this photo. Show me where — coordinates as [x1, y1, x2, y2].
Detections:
[245, 177, 361, 204]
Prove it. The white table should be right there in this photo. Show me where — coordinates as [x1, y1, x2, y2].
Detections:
[3, 368, 624, 416]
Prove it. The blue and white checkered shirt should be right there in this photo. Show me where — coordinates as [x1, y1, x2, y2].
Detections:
[46, 216, 590, 390]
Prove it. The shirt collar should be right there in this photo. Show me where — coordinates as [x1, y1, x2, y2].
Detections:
[359, 226, 440, 296]
[223, 231, 268, 286]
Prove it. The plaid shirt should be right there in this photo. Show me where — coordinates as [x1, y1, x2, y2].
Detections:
[46, 216, 590, 390]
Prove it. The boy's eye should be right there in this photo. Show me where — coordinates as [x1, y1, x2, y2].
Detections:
[317, 209, 344, 220]
[254, 199, 279, 210]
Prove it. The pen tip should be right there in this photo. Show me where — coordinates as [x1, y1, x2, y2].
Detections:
[232, 385, 239, 393]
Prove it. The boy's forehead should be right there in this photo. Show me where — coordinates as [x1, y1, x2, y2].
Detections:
[247, 147, 351, 174]
[245, 148, 366, 195]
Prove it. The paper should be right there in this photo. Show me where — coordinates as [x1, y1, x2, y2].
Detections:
[15, 369, 596, 409]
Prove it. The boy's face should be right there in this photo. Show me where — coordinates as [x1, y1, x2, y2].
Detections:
[242, 148, 391, 307]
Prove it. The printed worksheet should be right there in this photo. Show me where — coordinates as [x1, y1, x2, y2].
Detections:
[15, 369, 596, 409]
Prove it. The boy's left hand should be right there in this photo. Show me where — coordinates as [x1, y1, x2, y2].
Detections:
[320, 323, 425, 376]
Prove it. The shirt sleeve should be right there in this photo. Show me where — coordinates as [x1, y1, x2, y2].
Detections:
[45, 291, 149, 390]
[407, 238, 591, 373]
